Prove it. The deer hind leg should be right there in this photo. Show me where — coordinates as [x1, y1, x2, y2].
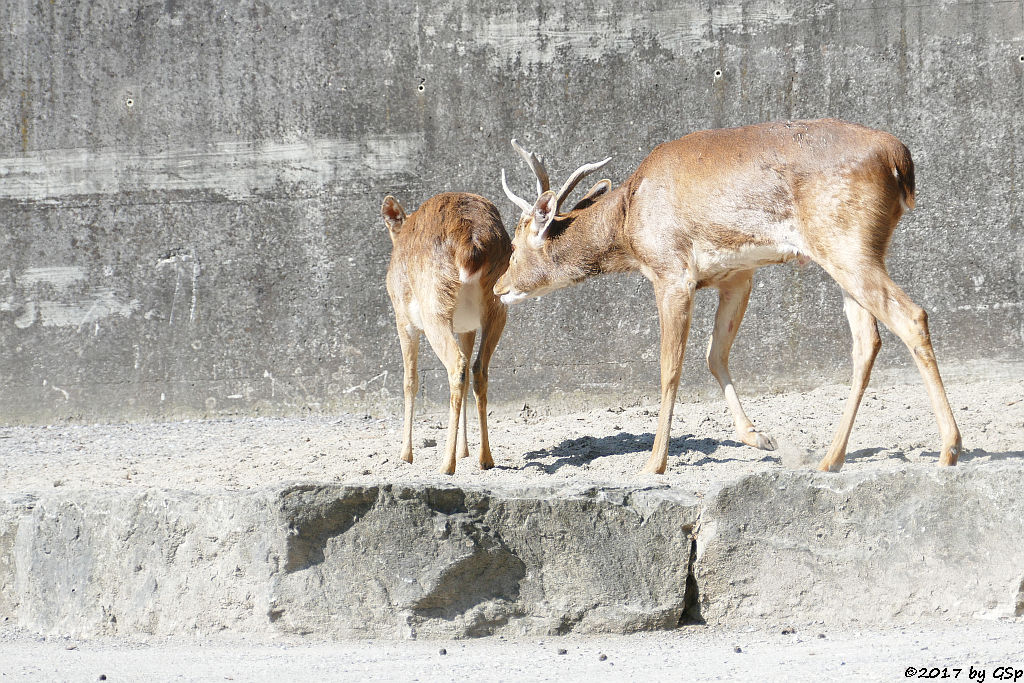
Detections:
[642, 277, 696, 475]
[397, 323, 420, 463]
[456, 331, 476, 460]
[422, 318, 470, 475]
[817, 294, 881, 472]
[830, 264, 962, 467]
[707, 270, 776, 451]
[473, 302, 507, 470]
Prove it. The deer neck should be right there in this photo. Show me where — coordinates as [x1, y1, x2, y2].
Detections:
[556, 184, 635, 276]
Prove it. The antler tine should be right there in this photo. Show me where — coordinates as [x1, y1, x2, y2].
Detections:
[510, 138, 550, 196]
[554, 156, 613, 207]
[501, 168, 533, 214]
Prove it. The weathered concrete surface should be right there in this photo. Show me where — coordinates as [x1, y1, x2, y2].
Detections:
[0, 483, 700, 638]
[2, 465, 1022, 639]
[695, 462, 1024, 626]
[2, 490, 279, 637]
[1, 1, 1022, 424]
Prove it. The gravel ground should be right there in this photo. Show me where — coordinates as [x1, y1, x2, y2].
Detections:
[0, 623, 1022, 682]
[0, 363, 1020, 493]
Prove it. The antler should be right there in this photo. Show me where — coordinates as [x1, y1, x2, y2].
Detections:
[511, 138, 550, 196]
[502, 138, 612, 215]
[501, 168, 533, 214]
[554, 157, 613, 207]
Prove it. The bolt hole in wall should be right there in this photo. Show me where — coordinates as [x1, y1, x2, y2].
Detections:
[1019, 54, 1024, 62]
[417, 77, 425, 92]
[714, 69, 722, 78]
[125, 98, 134, 107]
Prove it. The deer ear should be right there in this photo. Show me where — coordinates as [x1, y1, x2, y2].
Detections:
[581, 179, 612, 202]
[381, 195, 406, 232]
[532, 190, 558, 241]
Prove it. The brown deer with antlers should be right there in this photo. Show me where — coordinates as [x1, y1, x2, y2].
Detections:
[382, 193, 512, 474]
[495, 119, 962, 474]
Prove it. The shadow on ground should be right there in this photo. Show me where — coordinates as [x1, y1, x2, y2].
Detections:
[843, 447, 890, 463]
[520, 431, 761, 474]
[861, 448, 1024, 465]
[789, 447, 1024, 468]
[956, 448, 1024, 463]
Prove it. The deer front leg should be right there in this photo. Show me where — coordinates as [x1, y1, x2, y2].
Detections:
[706, 270, 776, 451]
[397, 323, 420, 463]
[641, 277, 695, 475]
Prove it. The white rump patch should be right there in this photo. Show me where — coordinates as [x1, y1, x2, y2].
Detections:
[407, 298, 424, 330]
[459, 267, 482, 284]
[453, 282, 484, 332]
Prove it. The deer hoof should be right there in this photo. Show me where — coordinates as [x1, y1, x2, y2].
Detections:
[815, 457, 844, 473]
[939, 442, 961, 466]
[741, 428, 777, 451]
[479, 457, 494, 470]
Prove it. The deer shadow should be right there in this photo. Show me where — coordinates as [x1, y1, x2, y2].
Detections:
[933, 448, 1024, 463]
[842, 446, 890, 463]
[498, 439, 1024, 475]
[520, 431, 754, 474]
[841, 447, 1024, 465]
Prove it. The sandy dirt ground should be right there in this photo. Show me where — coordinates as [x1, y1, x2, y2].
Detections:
[0, 365, 1020, 493]
[1, 622, 1022, 682]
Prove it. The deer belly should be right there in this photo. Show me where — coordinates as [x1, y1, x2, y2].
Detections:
[452, 282, 484, 333]
[694, 242, 797, 279]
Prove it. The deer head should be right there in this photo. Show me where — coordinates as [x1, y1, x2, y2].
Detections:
[494, 140, 612, 304]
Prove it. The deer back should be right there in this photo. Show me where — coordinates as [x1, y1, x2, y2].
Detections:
[623, 119, 915, 280]
[384, 192, 511, 325]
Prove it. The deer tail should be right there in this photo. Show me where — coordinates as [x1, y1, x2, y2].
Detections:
[891, 141, 916, 211]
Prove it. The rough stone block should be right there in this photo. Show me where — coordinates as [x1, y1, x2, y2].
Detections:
[694, 462, 1024, 626]
[0, 483, 701, 638]
[269, 483, 701, 637]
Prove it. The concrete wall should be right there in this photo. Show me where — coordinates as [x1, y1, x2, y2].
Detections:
[1, 0, 1021, 424]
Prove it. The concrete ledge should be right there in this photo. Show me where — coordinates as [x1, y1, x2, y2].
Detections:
[695, 462, 1024, 626]
[1, 464, 1021, 639]
[0, 483, 701, 638]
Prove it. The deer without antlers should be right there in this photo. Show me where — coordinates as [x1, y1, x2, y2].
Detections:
[495, 119, 963, 474]
[382, 192, 512, 474]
